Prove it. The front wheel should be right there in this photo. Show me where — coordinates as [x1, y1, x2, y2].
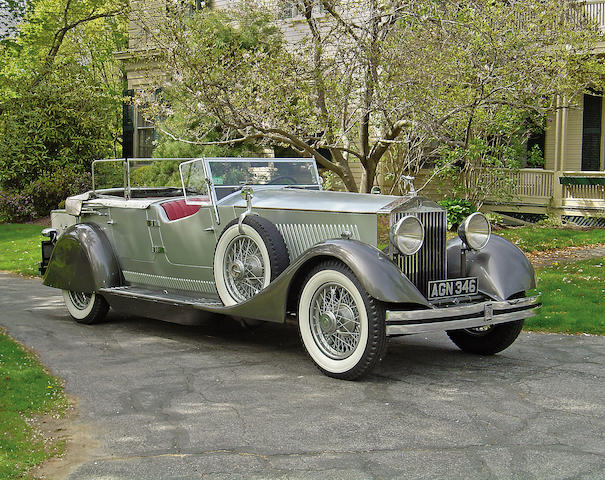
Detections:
[298, 261, 386, 380]
[446, 320, 524, 355]
[62, 290, 109, 324]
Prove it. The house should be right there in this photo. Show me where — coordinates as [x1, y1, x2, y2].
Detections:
[0, 1, 26, 38]
[117, 0, 605, 219]
[476, 90, 605, 220]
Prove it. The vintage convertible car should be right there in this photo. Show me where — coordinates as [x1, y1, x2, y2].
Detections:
[40, 157, 540, 379]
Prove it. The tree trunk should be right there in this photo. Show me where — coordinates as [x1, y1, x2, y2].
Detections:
[359, 161, 377, 193]
[338, 163, 358, 192]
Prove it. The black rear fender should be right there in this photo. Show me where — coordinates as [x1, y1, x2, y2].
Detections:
[43, 223, 122, 293]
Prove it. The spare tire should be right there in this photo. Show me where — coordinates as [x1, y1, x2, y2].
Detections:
[213, 216, 289, 306]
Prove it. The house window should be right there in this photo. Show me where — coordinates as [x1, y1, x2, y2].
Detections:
[122, 89, 135, 158]
[278, 1, 326, 20]
[279, 2, 297, 19]
[526, 130, 545, 168]
[166, 0, 211, 16]
[581, 93, 602, 171]
[135, 110, 155, 158]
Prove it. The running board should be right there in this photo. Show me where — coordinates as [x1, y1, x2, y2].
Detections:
[100, 279, 290, 324]
[99, 285, 222, 308]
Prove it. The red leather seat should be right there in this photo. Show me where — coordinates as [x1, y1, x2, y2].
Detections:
[161, 198, 208, 221]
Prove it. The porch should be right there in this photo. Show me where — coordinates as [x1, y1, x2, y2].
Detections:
[458, 168, 605, 217]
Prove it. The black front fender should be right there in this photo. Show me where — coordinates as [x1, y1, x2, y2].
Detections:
[199, 239, 430, 323]
[447, 235, 536, 301]
[292, 239, 430, 306]
[43, 223, 122, 293]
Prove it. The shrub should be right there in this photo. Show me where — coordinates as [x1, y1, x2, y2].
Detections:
[0, 168, 91, 222]
[437, 198, 477, 230]
[0, 190, 37, 223]
[0, 65, 120, 192]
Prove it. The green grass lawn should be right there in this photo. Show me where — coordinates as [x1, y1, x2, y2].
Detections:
[0, 330, 68, 479]
[0, 224, 44, 276]
[526, 257, 605, 335]
[497, 225, 605, 252]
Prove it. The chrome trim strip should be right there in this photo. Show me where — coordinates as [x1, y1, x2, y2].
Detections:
[385, 295, 541, 322]
[385, 308, 538, 336]
[385, 295, 541, 335]
[100, 286, 222, 307]
[123, 271, 217, 294]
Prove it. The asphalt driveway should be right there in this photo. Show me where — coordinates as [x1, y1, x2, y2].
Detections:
[1, 271, 604, 479]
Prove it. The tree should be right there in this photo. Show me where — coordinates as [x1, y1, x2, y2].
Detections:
[0, 0, 129, 191]
[385, 0, 605, 203]
[143, 0, 603, 193]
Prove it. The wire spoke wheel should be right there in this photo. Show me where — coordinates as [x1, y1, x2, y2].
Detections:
[213, 216, 289, 307]
[68, 291, 92, 310]
[223, 235, 266, 302]
[463, 325, 493, 336]
[62, 290, 109, 324]
[310, 282, 361, 360]
[298, 261, 386, 380]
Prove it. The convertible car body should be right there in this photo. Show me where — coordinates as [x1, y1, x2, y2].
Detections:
[40, 158, 540, 379]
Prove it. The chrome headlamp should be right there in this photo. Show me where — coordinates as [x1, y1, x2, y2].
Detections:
[390, 215, 424, 255]
[458, 212, 491, 251]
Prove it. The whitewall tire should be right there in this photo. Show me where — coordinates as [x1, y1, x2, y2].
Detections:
[62, 290, 109, 324]
[214, 216, 289, 306]
[298, 261, 386, 380]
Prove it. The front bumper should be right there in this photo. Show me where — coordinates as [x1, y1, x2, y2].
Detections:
[385, 295, 541, 336]
[39, 239, 55, 276]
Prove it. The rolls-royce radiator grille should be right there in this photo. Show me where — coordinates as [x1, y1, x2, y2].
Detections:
[392, 210, 447, 296]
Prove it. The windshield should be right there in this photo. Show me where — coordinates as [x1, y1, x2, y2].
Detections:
[205, 158, 321, 200]
[92, 158, 191, 198]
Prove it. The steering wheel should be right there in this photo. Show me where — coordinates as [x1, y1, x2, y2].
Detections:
[268, 176, 297, 185]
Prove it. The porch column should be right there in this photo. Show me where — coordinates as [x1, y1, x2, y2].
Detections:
[552, 96, 566, 210]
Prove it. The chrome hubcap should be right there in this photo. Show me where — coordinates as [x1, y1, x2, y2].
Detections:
[464, 325, 493, 336]
[224, 236, 266, 302]
[310, 282, 361, 360]
[318, 311, 337, 334]
[69, 291, 92, 310]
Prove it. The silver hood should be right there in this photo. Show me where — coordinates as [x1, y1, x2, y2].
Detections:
[218, 187, 416, 214]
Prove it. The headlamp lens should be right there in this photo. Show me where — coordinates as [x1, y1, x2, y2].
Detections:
[458, 212, 491, 250]
[390, 215, 424, 255]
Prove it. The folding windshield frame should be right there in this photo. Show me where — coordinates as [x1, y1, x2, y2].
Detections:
[178, 157, 219, 223]
[92, 157, 321, 225]
[204, 157, 322, 190]
[92, 158, 193, 199]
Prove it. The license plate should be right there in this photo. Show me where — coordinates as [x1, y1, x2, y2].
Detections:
[428, 277, 478, 300]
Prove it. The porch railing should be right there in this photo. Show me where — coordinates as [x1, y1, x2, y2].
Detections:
[471, 168, 554, 204]
[561, 171, 605, 206]
[511, 169, 554, 199]
[476, 168, 605, 209]
[580, 0, 605, 30]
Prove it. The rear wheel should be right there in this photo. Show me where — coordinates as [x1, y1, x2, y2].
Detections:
[446, 320, 524, 355]
[62, 290, 109, 324]
[298, 261, 386, 380]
